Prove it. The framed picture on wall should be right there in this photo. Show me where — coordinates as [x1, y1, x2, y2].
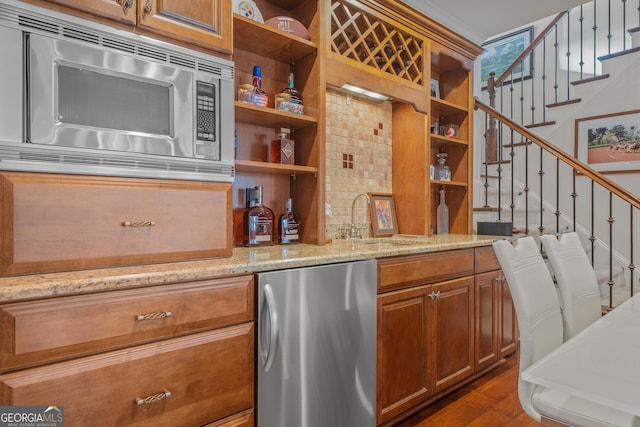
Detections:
[430, 78, 440, 98]
[575, 109, 640, 173]
[368, 193, 398, 237]
[479, 26, 534, 89]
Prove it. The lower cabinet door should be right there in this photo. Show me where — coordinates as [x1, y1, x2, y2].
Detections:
[377, 285, 432, 424]
[500, 274, 518, 357]
[475, 270, 500, 370]
[432, 276, 475, 393]
[0, 324, 254, 427]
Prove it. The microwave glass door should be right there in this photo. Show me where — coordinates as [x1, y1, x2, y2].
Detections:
[57, 65, 172, 136]
[28, 34, 194, 157]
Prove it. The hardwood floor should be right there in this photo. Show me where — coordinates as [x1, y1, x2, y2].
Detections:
[394, 355, 540, 426]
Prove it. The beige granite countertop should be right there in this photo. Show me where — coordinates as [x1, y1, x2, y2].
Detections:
[0, 234, 500, 303]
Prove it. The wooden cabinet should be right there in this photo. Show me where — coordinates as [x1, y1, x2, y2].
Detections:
[325, 0, 480, 237]
[499, 270, 518, 358]
[377, 284, 432, 423]
[232, 0, 324, 245]
[377, 246, 516, 425]
[474, 246, 517, 371]
[392, 43, 473, 235]
[0, 172, 232, 276]
[475, 269, 501, 370]
[0, 275, 253, 372]
[35, 0, 232, 54]
[0, 275, 254, 426]
[432, 277, 474, 392]
[376, 249, 475, 425]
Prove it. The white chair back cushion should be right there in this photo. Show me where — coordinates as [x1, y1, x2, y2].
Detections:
[493, 236, 564, 422]
[541, 232, 602, 341]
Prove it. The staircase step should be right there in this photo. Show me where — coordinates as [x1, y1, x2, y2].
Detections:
[525, 121, 556, 129]
[631, 26, 640, 49]
[598, 46, 640, 61]
[571, 74, 610, 86]
[473, 206, 502, 212]
[483, 159, 511, 165]
[547, 98, 582, 108]
[503, 140, 532, 148]
[480, 174, 501, 179]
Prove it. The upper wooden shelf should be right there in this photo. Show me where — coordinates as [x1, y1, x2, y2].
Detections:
[235, 101, 317, 129]
[431, 97, 468, 118]
[235, 160, 318, 176]
[431, 134, 469, 146]
[263, 0, 305, 9]
[430, 179, 468, 188]
[233, 15, 317, 63]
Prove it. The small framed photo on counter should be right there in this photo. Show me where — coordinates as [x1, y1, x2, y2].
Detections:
[368, 193, 398, 237]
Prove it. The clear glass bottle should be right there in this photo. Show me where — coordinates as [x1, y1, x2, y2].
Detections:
[436, 152, 448, 181]
[242, 186, 274, 246]
[252, 65, 268, 107]
[282, 72, 303, 114]
[436, 187, 449, 235]
[278, 198, 300, 244]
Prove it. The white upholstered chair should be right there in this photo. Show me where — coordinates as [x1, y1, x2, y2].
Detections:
[540, 232, 602, 341]
[493, 236, 640, 426]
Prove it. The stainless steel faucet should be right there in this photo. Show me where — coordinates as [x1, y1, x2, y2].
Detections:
[349, 193, 370, 239]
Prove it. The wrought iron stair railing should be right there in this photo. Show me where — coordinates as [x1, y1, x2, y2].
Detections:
[475, 98, 640, 309]
[477, 0, 640, 308]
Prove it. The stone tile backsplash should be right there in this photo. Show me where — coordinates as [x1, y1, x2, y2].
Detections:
[325, 89, 393, 240]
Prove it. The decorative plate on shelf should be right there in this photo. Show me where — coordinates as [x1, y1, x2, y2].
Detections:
[233, 0, 264, 23]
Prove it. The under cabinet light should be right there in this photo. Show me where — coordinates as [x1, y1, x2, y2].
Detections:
[341, 84, 389, 102]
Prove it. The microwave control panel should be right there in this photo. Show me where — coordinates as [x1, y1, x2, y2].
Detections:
[195, 81, 219, 160]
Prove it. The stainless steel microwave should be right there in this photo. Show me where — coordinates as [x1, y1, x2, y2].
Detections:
[0, 0, 235, 182]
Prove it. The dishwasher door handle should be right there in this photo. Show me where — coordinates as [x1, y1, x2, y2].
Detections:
[261, 284, 279, 372]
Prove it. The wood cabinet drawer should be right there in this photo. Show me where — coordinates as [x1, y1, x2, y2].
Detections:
[0, 172, 232, 276]
[203, 409, 253, 427]
[378, 249, 474, 292]
[475, 245, 501, 273]
[0, 324, 254, 427]
[0, 275, 253, 372]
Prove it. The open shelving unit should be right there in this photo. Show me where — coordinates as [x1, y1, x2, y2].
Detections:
[392, 40, 473, 236]
[232, 0, 325, 245]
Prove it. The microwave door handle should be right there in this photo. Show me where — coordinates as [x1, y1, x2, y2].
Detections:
[261, 284, 279, 373]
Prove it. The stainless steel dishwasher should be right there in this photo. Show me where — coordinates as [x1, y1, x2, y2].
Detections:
[257, 259, 377, 427]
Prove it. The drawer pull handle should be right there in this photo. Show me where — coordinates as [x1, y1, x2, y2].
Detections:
[135, 389, 171, 406]
[122, 221, 156, 227]
[136, 311, 172, 321]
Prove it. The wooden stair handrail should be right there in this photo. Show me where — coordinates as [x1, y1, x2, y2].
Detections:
[474, 97, 640, 210]
[493, 11, 568, 87]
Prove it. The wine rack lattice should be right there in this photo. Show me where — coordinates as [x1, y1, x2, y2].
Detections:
[330, 0, 424, 85]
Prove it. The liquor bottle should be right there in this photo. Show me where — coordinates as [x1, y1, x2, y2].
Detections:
[270, 128, 295, 164]
[242, 186, 274, 246]
[278, 198, 300, 244]
[282, 72, 303, 114]
[252, 66, 268, 107]
[234, 129, 238, 159]
[436, 187, 449, 235]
